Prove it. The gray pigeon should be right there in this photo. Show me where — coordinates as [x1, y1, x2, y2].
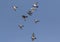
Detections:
[18, 24, 24, 30]
[32, 32, 36, 41]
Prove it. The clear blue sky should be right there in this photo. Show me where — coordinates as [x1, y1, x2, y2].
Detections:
[0, 0, 60, 42]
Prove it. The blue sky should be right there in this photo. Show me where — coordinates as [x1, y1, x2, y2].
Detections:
[0, 0, 60, 42]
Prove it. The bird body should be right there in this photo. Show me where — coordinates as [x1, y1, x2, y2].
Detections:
[32, 33, 36, 41]
[18, 24, 24, 30]
[12, 5, 18, 11]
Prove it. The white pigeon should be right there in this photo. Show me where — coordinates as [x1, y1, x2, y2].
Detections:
[34, 19, 40, 23]
[12, 5, 18, 11]
[33, 2, 38, 8]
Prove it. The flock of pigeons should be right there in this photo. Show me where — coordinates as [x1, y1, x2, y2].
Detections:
[12, 1, 40, 42]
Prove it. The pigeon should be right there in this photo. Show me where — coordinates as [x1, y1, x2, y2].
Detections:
[32, 32, 36, 41]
